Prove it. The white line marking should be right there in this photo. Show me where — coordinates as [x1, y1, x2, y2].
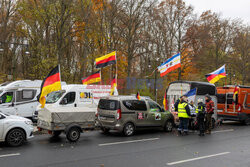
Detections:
[167, 152, 230, 166]
[99, 138, 159, 146]
[0, 153, 20, 158]
[212, 129, 234, 134]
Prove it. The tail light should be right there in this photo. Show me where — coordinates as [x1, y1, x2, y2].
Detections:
[117, 109, 122, 120]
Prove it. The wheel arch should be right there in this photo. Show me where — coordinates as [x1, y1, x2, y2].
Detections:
[5, 127, 27, 141]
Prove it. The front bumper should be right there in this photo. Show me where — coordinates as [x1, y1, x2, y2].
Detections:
[26, 126, 34, 139]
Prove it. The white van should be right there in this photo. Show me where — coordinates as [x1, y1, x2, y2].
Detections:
[0, 80, 42, 118]
[33, 84, 112, 120]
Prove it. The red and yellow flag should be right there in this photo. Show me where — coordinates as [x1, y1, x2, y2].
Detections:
[233, 85, 239, 104]
[95, 51, 116, 68]
[82, 71, 101, 85]
[136, 92, 141, 100]
[39, 65, 61, 108]
[110, 76, 117, 96]
[163, 92, 168, 111]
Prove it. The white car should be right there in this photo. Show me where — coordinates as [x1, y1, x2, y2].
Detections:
[0, 112, 34, 146]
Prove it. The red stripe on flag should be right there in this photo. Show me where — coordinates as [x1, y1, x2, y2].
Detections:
[43, 73, 60, 87]
[206, 72, 226, 81]
[96, 55, 116, 65]
[160, 64, 181, 77]
[82, 73, 101, 83]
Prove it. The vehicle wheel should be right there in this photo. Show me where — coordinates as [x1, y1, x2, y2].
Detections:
[164, 120, 173, 132]
[6, 129, 26, 147]
[123, 123, 135, 136]
[243, 118, 250, 125]
[52, 131, 62, 137]
[66, 128, 80, 142]
[101, 127, 110, 134]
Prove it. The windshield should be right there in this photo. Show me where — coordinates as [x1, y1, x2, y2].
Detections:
[46, 91, 65, 104]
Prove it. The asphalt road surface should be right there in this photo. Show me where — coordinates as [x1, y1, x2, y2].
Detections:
[1, 122, 250, 167]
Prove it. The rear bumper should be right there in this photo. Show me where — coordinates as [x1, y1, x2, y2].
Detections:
[98, 120, 123, 131]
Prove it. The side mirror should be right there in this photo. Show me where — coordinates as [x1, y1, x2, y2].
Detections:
[62, 98, 68, 105]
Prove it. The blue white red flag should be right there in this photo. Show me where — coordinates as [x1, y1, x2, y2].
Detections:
[157, 53, 181, 77]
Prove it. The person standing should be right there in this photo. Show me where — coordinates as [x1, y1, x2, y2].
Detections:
[177, 95, 191, 135]
[196, 99, 206, 136]
[205, 95, 214, 134]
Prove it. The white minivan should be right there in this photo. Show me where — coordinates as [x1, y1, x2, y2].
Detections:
[34, 84, 112, 120]
[0, 80, 42, 119]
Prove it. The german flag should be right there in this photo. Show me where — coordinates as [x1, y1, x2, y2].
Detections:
[39, 65, 61, 108]
[95, 51, 116, 68]
[136, 92, 141, 100]
[110, 76, 117, 96]
[82, 71, 101, 85]
[163, 92, 168, 110]
[233, 85, 239, 104]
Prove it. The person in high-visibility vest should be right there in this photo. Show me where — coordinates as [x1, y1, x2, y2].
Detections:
[196, 98, 206, 136]
[177, 95, 191, 135]
[5, 94, 13, 103]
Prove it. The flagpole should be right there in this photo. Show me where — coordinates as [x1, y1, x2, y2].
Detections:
[115, 51, 118, 82]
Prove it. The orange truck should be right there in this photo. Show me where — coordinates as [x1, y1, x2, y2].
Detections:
[217, 86, 250, 124]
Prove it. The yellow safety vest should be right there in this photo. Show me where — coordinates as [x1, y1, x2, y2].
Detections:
[195, 106, 203, 114]
[6, 95, 13, 103]
[178, 102, 189, 118]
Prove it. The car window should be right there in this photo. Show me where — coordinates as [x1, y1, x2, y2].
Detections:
[46, 91, 65, 103]
[0, 92, 14, 103]
[98, 99, 119, 110]
[60, 92, 76, 105]
[0, 113, 5, 119]
[148, 101, 162, 112]
[16, 90, 37, 102]
[122, 100, 147, 111]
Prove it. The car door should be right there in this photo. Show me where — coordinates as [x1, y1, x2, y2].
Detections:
[0, 91, 16, 115]
[147, 101, 164, 127]
[122, 100, 148, 127]
[0, 113, 5, 140]
[59, 92, 77, 108]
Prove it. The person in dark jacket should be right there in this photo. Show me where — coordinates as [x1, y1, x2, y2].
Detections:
[196, 98, 206, 136]
[174, 96, 182, 112]
[205, 94, 214, 134]
[177, 95, 191, 135]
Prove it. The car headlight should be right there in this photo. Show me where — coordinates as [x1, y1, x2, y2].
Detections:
[25, 121, 33, 126]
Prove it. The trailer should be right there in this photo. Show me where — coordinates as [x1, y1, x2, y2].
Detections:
[37, 106, 96, 142]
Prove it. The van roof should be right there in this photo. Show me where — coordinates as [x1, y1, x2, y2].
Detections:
[0, 80, 43, 90]
[169, 80, 215, 87]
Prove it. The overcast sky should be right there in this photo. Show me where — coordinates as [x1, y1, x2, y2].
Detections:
[185, 0, 250, 24]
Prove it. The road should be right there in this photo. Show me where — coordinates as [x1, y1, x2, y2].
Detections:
[1, 122, 250, 167]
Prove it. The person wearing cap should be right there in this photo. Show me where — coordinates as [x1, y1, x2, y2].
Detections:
[177, 95, 191, 135]
[196, 98, 206, 136]
[205, 94, 214, 134]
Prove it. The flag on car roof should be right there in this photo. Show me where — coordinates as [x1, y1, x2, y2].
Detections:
[184, 88, 197, 103]
[95, 51, 116, 68]
[38, 65, 62, 108]
[158, 53, 181, 77]
[163, 92, 168, 111]
[82, 71, 101, 85]
[110, 76, 118, 96]
[205, 65, 226, 84]
[136, 92, 141, 100]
